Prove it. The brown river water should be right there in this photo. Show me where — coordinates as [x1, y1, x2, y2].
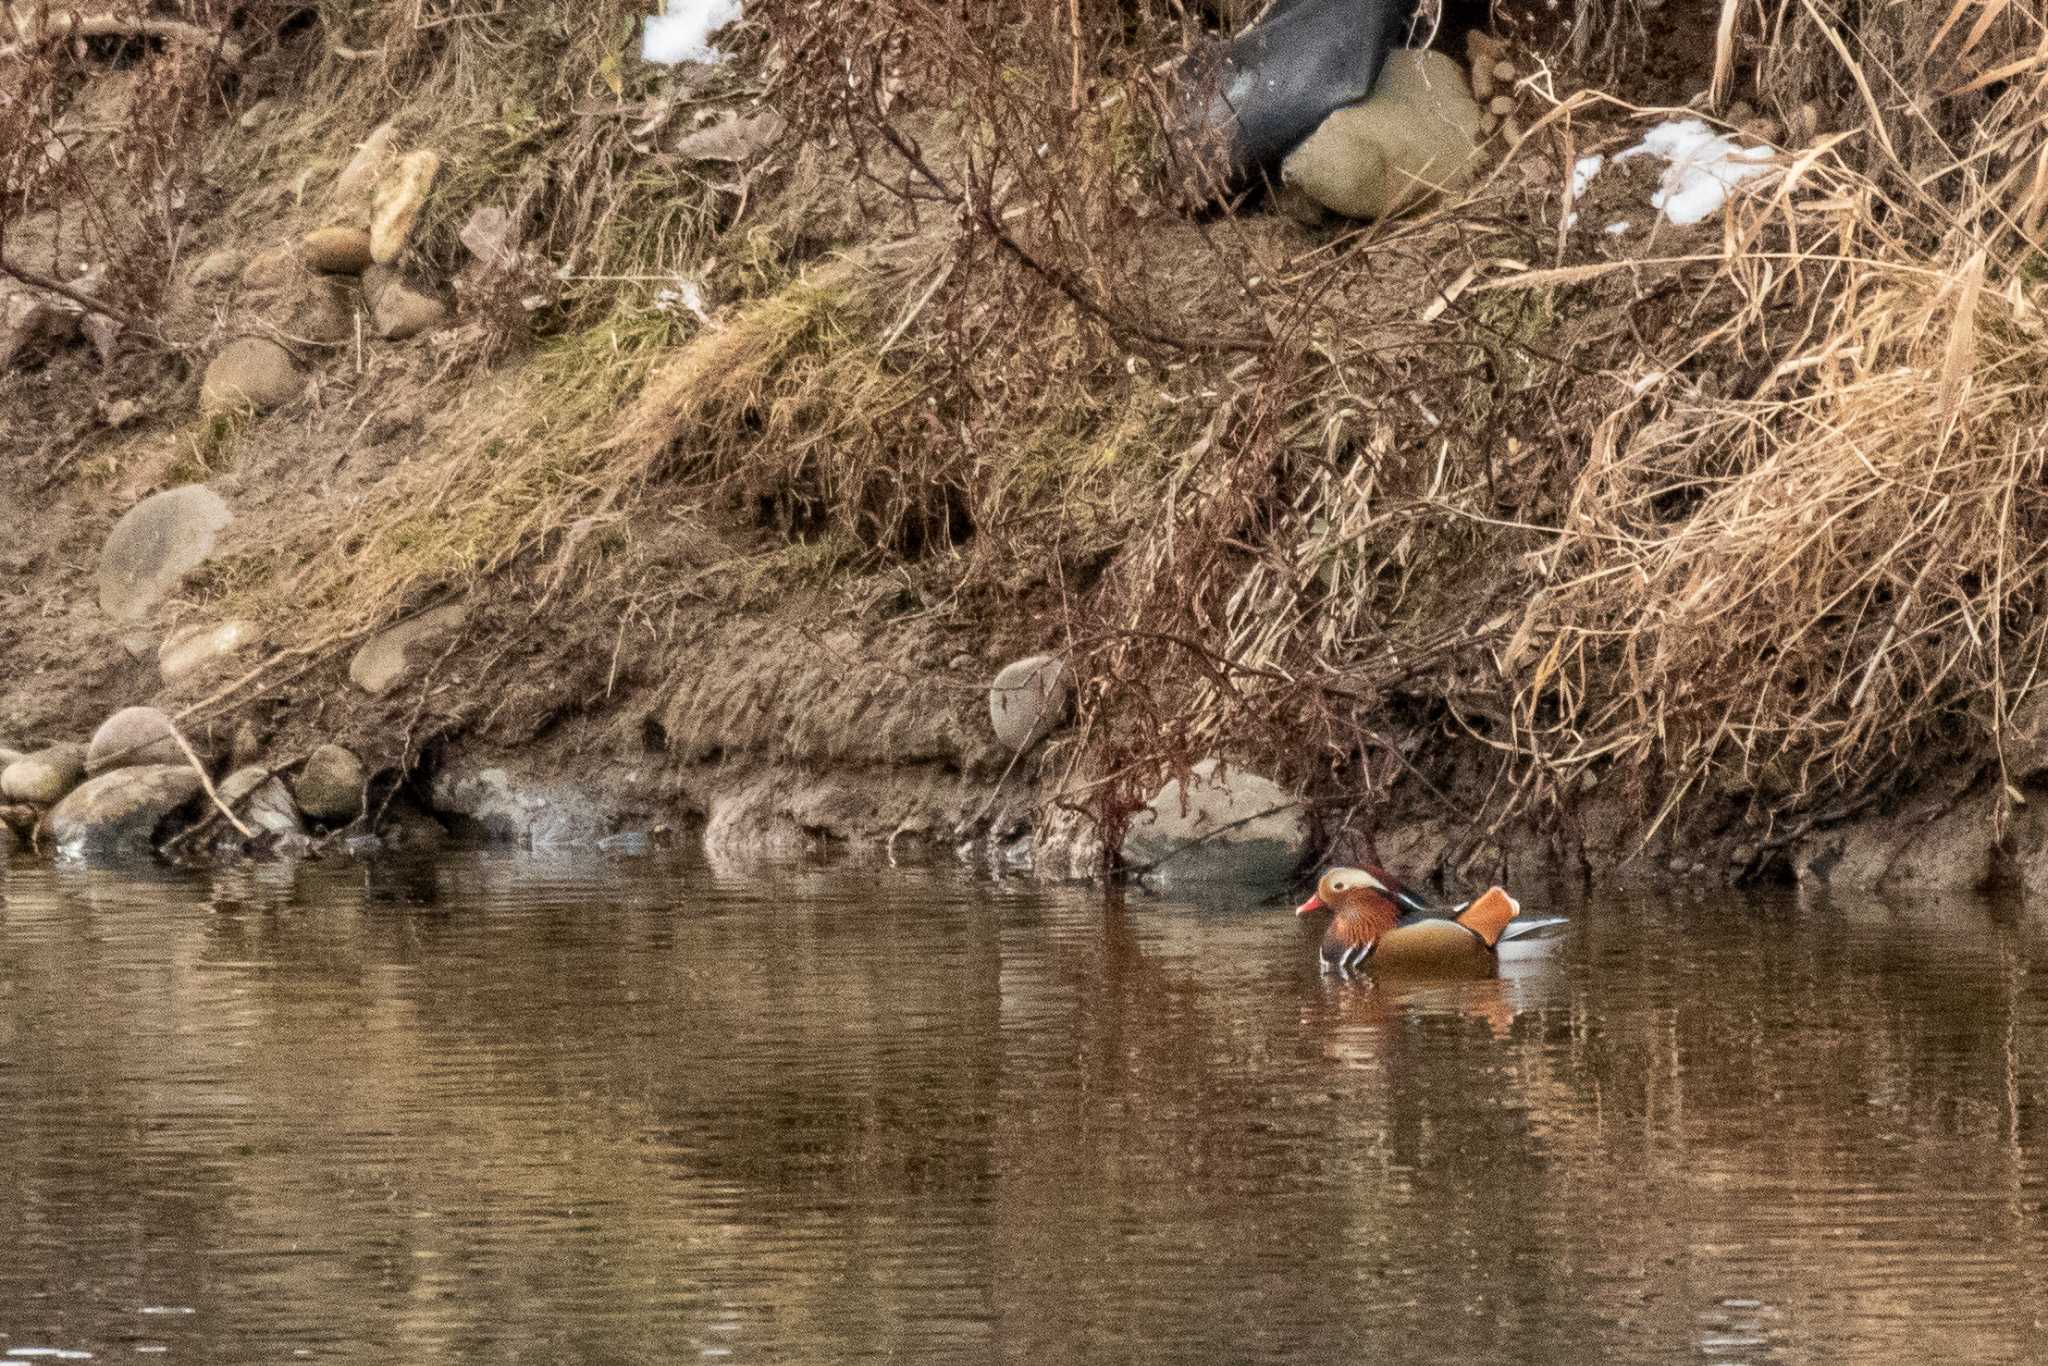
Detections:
[3, 848, 2047, 1363]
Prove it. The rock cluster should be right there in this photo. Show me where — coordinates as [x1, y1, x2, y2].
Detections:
[1, 706, 376, 863]
[185, 121, 453, 413]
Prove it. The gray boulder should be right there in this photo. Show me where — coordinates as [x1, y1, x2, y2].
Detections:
[1120, 758, 1310, 890]
[218, 767, 306, 837]
[46, 765, 202, 861]
[87, 706, 183, 775]
[988, 654, 1071, 751]
[2, 742, 88, 804]
[97, 484, 232, 625]
[295, 744, 365, 823]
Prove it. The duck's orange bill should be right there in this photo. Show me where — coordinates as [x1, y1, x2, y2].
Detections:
[1295, 892, 1326, 916]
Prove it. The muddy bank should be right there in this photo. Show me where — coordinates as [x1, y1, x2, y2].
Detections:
[6, 1, 2046, 901]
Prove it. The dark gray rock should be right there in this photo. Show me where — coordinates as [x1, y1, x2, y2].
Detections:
[1169, 0, 1417, 195]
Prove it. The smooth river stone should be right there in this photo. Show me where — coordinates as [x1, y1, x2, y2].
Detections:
[97, 484, 232, 624]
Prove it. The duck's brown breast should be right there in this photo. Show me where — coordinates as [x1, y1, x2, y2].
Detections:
[1369, 918, 1495, 977]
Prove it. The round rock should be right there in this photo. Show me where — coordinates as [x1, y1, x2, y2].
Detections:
[46, 765, 202, 862]
[988, 654, 1072, 751]
[1, 742, 87, 804]
[219, 766, 306, 837]
[295, 744, 366, 823]
[201, 337, 302, 414]
[349, 603, 468, 694]
[302, 226, 374, 275]
[97, 484, 232, 624]
[87, 706, 183, 775]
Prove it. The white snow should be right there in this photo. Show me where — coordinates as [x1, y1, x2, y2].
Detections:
[1570, 154, 1604, 201]
[1612, 119, 1774, 226]
[1605, 219, 1631, 236]
[1567, 119, 1775, 228]
[642, 0, 743, 65]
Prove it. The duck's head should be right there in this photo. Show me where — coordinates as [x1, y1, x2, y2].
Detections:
[1295, 864, 1433, 918]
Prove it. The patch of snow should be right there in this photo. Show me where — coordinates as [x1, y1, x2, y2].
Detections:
[1605, 219, 1631, 236]
[1569, 154, 1604, 202]
[1614, 118, 1774, 226]
[642, 0, 743, 65]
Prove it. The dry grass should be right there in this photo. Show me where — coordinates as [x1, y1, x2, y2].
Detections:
[1487, 0, 2048, 835]
[36, 0, 2048, 861]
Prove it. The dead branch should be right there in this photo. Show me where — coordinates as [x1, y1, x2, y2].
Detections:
[0, 10, 245, 64]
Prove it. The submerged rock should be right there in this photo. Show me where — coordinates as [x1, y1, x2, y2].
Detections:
[87, 706, 184, 774]
[296, 744, 366, 823]
[46, 765, 202, 861]
[1120, 758, 1310, 890]
[1281, 49, 1485, 222]
[2, 742, 87, 805]
[218, 766, 306, 837]
[200, 337, 302, 414]
[988, 654, 1071, 751]
[431, 761, 618, 847]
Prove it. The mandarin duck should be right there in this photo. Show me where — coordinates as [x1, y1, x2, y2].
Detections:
[1295, 865, 1565, 977]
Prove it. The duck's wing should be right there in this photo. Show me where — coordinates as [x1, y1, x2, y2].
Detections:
[1449, 887, 1522, 947]
[1497, 916, 1568, 943]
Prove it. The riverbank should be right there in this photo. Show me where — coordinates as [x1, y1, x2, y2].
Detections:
[5, 1, 2046, 897]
